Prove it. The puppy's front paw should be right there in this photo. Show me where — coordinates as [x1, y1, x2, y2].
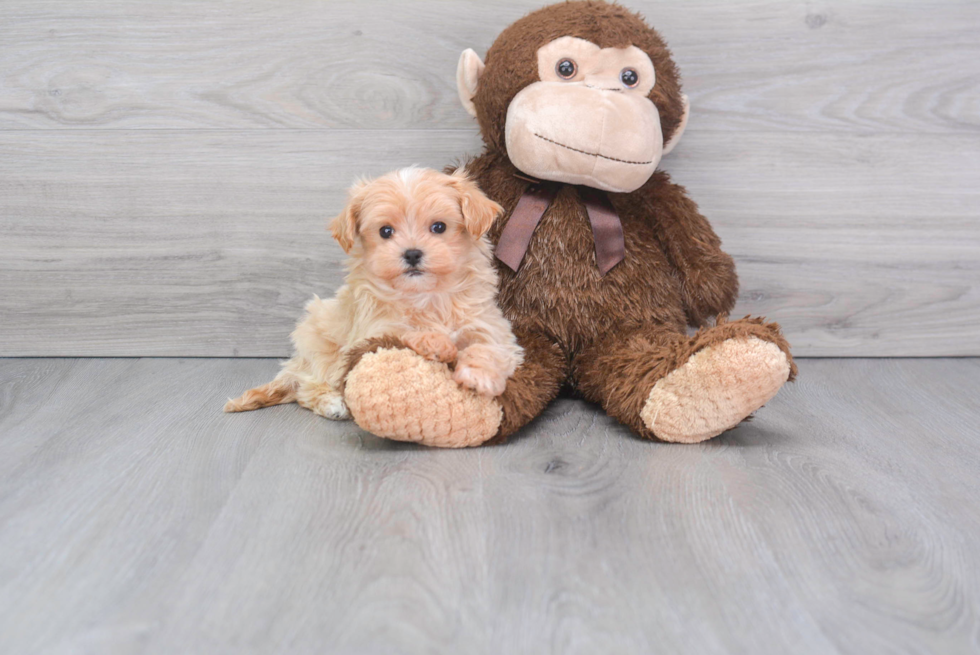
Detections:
[403, 331, 457, 363]
[453, 347, 508, 397]
[453, 365, 507, 397]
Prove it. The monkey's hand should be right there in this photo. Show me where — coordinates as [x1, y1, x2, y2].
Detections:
[403, 331, 458, 363]
[678, 251, 738, 327]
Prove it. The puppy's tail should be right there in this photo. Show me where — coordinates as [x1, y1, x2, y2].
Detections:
[224, 377, 297, 413]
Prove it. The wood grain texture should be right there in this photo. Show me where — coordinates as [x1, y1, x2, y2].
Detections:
[0, 1, 977, 133]
[1, 0, 979, 357]
[0, 357, 979, 654]
[2, 129, 978, 357]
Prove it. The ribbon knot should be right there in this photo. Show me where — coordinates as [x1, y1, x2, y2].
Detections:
[495, 183, 625, 276]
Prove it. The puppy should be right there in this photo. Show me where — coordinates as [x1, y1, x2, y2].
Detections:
[224, 167, 524, 419]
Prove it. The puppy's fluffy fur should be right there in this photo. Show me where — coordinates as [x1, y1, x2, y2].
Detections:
[225, 167, 524, 419]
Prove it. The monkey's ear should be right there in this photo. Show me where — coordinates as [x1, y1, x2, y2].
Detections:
[450, 169, 502, 238]
[329, 180, 367, 253]
[457, 49, 485, 118]
[662, 94, 690, 156]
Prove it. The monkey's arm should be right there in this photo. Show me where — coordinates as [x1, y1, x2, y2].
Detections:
[644, 181, 739, 326]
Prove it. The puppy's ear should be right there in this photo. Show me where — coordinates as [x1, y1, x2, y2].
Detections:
[450, 169, 502, 238]
[329, 180, 368, 253]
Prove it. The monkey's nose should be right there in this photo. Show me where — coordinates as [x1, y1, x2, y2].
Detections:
[403, 249, 424, 267]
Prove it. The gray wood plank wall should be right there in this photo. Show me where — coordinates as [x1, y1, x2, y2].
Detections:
[1, 1, 978, 357]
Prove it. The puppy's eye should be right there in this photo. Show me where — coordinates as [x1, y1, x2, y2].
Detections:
[556, 59, 577, 79]
[379, 226, 393, 239]
[430, 221, 447, 234]
[620, 68, 639, 88]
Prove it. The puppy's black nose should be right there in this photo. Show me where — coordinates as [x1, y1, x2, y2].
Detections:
[403, 249, 424, 267]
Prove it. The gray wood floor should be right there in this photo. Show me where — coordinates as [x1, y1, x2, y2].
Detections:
[1, 357, 979, 654]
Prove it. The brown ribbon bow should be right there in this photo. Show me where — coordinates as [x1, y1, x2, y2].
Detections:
[495, 183, 625, 276]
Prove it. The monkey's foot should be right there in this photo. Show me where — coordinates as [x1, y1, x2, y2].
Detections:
[641, 337, 790, 443]
[344, 348, 502, 448]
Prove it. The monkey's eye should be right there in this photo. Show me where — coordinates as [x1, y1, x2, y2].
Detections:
[556, 59, 577, 79]
[379, 226, 394, 239]
[430, 221, 447, 234]
[620, 68, 639, 88]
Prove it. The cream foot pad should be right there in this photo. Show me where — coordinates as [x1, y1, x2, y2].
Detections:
[345, 348, 502, 448]
[642, 337, 791, 443]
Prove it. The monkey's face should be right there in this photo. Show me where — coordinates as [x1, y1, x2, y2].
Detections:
[504, 36, 664, 193]
[457, 2, 690, 194]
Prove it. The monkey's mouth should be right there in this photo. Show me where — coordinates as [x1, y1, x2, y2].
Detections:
[533, 133, 653, 166]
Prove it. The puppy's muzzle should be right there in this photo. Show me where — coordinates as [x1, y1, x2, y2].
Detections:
[403, 249, 424, 268]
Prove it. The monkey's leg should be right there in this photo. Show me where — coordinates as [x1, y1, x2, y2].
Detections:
[487, 331, 566, 444]
[574, 318, 795, 443]
[343, 332, 564, 447]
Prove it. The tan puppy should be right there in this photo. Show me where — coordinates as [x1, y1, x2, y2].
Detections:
[225, 167, 524, 419]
